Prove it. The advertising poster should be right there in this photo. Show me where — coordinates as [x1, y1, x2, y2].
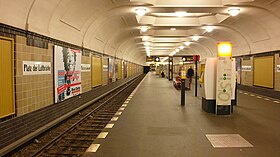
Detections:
[54, 45, 82, 103]
[109, 57, 115, 83]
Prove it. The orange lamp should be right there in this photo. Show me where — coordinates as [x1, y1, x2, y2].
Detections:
[218, 42, 232, 57]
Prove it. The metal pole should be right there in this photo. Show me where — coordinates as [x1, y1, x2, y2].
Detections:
[195, 57, 198, 97]
[181, 79, 186, 105]
[168, 57, 173, 81]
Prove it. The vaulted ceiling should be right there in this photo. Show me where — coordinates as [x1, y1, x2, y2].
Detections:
[1, 0, 280, 65]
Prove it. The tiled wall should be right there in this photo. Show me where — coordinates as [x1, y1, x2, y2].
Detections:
[15, 35, 54, 116]
[241, 57, 253, 86]
[275, 53, 280, 91]
[81, 56, 92, 93]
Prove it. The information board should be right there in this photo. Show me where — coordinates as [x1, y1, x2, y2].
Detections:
[216, 57, 232, 106]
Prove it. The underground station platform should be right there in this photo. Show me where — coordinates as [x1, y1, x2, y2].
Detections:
[83, 72, 280, 157]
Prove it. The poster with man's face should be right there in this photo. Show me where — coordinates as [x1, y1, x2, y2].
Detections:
[54, 45, 82, 103]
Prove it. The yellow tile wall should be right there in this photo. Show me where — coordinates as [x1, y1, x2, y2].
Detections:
[241, 57, 253, 86]
[15, 35, 54, 116]
[102, 57, 109, 86]
[81, 56, 92, 93]
[275, 54, 280, 91]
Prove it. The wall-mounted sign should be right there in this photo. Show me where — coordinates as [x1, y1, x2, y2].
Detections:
[242, 65, 252, 71]
[103, 65, 108, 71]
[81, 64, 91, 72]
[182, 56, 194, 62]
[54, 45, 82, 103]
[23, 61, 51, 75]
[146, 56, 154, 62]
[216, 57, 232, 106]
[277, 65, 280, 72]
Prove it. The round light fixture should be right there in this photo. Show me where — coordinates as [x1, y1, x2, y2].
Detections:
[205, 26, 214, 33]
[228, 8, 240, 17]
[142, 36, 149, 41]
[184, 42, 191, 46]
[175, 48, 180, 52]
[140, 26, 149, 32]
[179, 46, 184, 50]
[135, 8, 147, 16]
[175, 11, 187, 17]
[192, 36, 200, 41]
[170, 28, 176, 31]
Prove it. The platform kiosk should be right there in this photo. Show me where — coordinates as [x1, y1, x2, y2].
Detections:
[199, 42, 236, 115]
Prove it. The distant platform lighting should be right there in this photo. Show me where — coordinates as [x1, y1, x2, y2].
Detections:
[228, 8, 240, 16]
[179, 46, 184, 50]
[175, 48, 180, 52]
[170, 28, 176, 31]
[145, 47, 151, 50]
[205, 26, 214, 32]
[144, 42, 150, 46]
[184, 42, 191, 46]
[192, 36, 200, 41]
[135, 8, 146, 16]
[140, 26, 149, 32]
[175, 11, 187, 17]
[142, 36, 149, 41]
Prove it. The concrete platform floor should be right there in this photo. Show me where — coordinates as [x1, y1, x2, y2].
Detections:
[84, 72, 280, 157]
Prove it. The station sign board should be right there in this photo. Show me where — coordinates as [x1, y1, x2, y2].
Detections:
[277, 65, 280, 72]
[182, 56, 194, 62]
[146, 56, 154, 62]
[146, 56, 161, 62]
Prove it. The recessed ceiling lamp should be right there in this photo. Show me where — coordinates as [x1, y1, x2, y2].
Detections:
[179, 46, 184, 50]
[170, 28, 176, 31]
[144, 42, 150, 46]
[175, 48, 180, 52]
[140, 26, 149, 32]
[205, 26, 214, 33]
[135, 8, 147, 16]
[145, 47, 151, 50]
[175, 11, 187, 17]
[184, 42, 191, 46]
[142, 36, 149, 41]
[192, 36, 200, 41]
[228, 8, 240, 16]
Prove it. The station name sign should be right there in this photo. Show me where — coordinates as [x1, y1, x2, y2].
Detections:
[23, 61, 51, 75]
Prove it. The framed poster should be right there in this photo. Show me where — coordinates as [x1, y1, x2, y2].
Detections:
[54, 45, 82, 103]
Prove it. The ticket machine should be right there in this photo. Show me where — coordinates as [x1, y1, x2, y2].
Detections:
[199, 42, 236, 115]
[199, 58, 217, 113]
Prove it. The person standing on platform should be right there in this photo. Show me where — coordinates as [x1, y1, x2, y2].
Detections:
[187, 66, 194, 89]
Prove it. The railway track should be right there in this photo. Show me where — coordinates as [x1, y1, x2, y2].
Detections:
[7, 75, 145, 157]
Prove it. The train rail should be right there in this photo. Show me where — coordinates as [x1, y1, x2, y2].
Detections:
[5, 74, 145, 157]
